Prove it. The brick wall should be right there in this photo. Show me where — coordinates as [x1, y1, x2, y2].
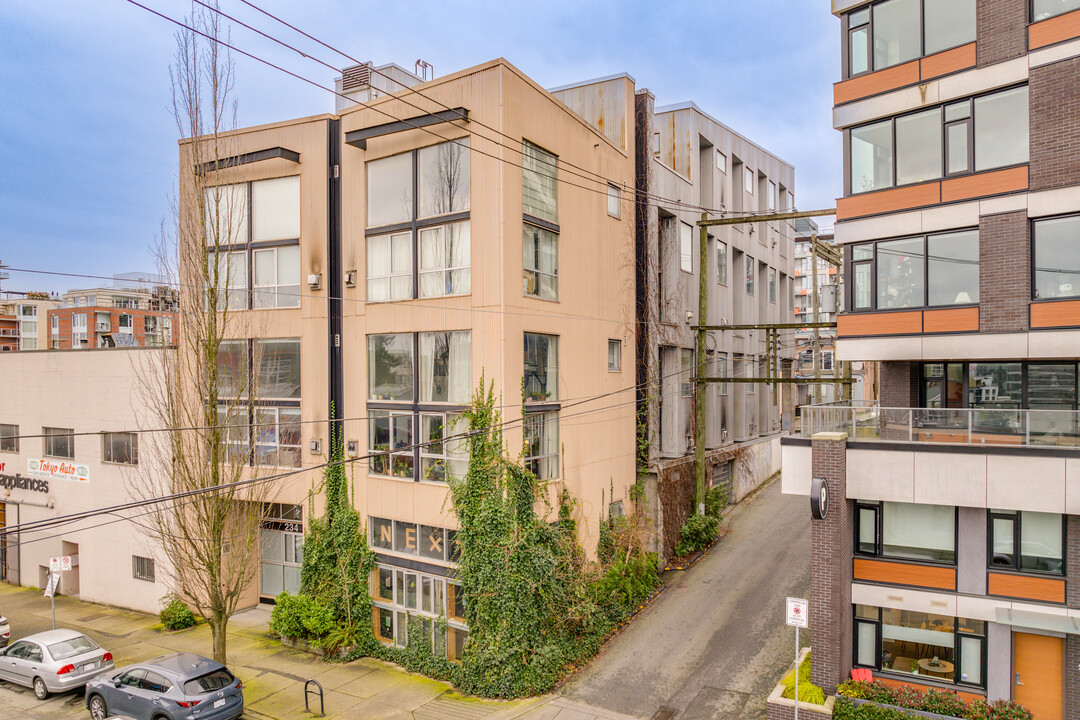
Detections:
[810, 434, 852, 697]
[1030, 56, 1080, 191]
[1068, 635, 1080, 720]
[1069, 515, 1080, 608]
[879, 362, 918, 408]
[655, 447, 740, 559]
[977, 0, 1027, 67]
[979, 212, 1030, 334]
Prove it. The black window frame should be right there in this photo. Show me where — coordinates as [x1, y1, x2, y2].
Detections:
[1031, 0, 1080, 22]
[365, 141, 473, 303]
[854, 501, 959, 566]
[846, 228, 980, 313]
[987, 509, 1066, 577]
[844, 0, 976, 79]
[366, 331, 471, 484]
[1031, 212, 1080, 301]
[852, 605, 988, 689]
[846, 84, 1029, 196]
[917, 361, 1080, 412]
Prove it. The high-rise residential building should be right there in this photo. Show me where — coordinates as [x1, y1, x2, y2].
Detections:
[175, 57, 796, 655]
[49, 285, 177, 349]
[0, 296, 60, 351]
[783, 2, 1080, 717]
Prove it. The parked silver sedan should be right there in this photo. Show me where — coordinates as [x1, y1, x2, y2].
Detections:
[0, 629, 113, 699]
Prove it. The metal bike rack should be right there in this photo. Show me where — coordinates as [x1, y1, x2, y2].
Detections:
[304, 678, 325, 717]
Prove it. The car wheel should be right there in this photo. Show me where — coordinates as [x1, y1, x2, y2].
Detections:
[89, 694, 108, 720]
[32, 676, 48, 700]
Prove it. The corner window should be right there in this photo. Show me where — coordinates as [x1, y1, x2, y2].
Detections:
[1034, 215, 1080, 299]
[848, 86, 1028, 195]
[846, 0, 975, 78]
[1033, 0, 1080, 21]
[680, 222, 693, 273]
[850, 230, 979, 311]
[608, 339, 622, 371]
[854, 604, 986, 688]
[856, 501, 956, 563]
[366, 140, 472, 302]
[103, 432, 138, 465]
[607, 184, 621, 218]
[0, 424, 18, 453]
[43, 427, 74, 459]
[523, 223, 558, 300]
[989, 510, 1064, 575]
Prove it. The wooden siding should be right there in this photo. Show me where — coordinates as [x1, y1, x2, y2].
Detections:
[987, 572, 1066, 603]
[922, 307, 979, 333]
[834, 61, 920, 105]
[1029, 8, 1080, 50]
[940, 166, 1029, 203]
[920, 43, 977, 81]
[838, 311, 923, 337]
[1031, 299, 1080, 328]
[838, 167, 1029, 220]
[853, 558, 956, 590]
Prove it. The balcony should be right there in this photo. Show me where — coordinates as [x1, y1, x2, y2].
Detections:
[798, 402, 1080, 449]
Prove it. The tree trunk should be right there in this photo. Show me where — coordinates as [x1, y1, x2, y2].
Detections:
[210, 610, 228, 664]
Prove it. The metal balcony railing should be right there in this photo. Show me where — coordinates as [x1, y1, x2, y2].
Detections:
[798, 402, 1080, 449]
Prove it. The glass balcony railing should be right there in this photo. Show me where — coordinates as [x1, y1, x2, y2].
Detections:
[797, 402, 1080, 448]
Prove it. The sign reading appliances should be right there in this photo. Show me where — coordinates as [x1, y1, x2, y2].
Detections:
[28, 458, 89, 483]
[0, 461, 49, 494]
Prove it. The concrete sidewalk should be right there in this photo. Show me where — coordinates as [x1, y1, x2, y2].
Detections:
[0, 582, 632, 720]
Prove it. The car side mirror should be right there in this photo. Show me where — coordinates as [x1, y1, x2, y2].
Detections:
[112, 679, 122, 688]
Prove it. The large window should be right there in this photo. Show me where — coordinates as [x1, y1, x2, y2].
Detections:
[524, 332, 560, 480]
[1033, 215, 1080, 300]
[856, 502, 956, 563]
[366, 140, 472, 302]
[370, 563, 468, 661]
[43, 427, 74, 459]
[367, 332, 471, 483]
[989, 510, 1064, 575]
[854, 605, 986, 688]
[205, 176, 302, 310]
[849, 230, 978, 311]
[846, 0, 976, 78]
[522, 140, 557, 223]
[1033, 0, 1080, 21]
[216, 338, 302, 467]
[0, 424, 18, 453]
[849, 86, 1028, 194]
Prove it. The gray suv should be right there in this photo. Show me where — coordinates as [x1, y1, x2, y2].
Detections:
[85, 652, 243, 720]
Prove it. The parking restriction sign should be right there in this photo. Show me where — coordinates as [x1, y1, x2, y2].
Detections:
[786, 597, 808, 628]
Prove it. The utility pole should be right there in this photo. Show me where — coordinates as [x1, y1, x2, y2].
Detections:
[692, 208, 837, 515]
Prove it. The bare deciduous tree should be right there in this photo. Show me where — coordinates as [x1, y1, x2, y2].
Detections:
[131, 3, 277, 664]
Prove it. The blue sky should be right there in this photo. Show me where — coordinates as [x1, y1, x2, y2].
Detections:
[0, 1, 839, 294]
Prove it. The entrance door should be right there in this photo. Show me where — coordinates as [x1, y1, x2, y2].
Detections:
[1014, 632, 1063, 720]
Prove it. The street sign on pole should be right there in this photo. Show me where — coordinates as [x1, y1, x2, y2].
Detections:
[44, 573, 60, 629]
[786, 598, 809, 720]
[49, 556, 72, 572]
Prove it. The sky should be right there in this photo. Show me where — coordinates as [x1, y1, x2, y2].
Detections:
[0, 0, 840, 295]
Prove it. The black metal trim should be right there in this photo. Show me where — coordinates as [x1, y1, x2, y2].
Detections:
[345, 108, 470, 150]
[523, 214, 560, 234]
[373, 551, 453, 578]
[328, 119, 344, 442]
[199, 147, 300, 174]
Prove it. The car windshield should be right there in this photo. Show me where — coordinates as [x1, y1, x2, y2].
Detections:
[47, 635, 99, 660]
[182, 669, 235, 695]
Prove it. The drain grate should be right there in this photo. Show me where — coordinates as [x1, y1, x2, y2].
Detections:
[651, 707, 677, 720]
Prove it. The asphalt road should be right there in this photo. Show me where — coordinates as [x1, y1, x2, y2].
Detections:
[558, 477, 811, 720]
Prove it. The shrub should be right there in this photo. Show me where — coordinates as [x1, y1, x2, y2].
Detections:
[921, 688, 966, 718]
[965, 699, 1033, 720]
[779, 653, 825, 705]
[674, 513, 719, 556]
[832, 697, 923, 720]
[269, 592, 336, 643]
[837, 679, 1032, 720]
[591, 552, 658, 621]
[159, 595, 196, 631]
[704, 485, 728, 519]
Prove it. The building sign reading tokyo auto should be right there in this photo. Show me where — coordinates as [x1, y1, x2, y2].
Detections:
[0, 461, 49, 494]
[27, 458, 89, 483]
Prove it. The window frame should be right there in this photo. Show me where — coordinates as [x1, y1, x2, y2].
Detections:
[769, 267, 777, 303]
[847, 229, 980, 312]
[717, 239, 728, 286]
[847, 84, 1029, 196]
[1031, 0, 1080, 22]
[855, 501, 958, 566]
[844, 0, 976, 79]
[608, 339, 622, 372]
[102, 432, 138, 465]
[0, 424, 18, 453]
[132, 555, 155, 582]
[523, 221, 559, 301]
[43, 427, 74, 459]
[1031, 213, 1080, 301]
[987, 509, 1066, 577]
[365, 142, 473, 303]
[607, 184, 621, 219]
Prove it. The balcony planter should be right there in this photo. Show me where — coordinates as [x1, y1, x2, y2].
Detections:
[843, 697, 960, 719]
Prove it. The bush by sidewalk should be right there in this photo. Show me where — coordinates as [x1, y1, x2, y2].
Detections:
[159, 594, 196, 631]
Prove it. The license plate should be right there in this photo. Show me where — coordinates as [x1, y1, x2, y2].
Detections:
[214, 699, 226, 708]
[81, 662, 95, 672]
